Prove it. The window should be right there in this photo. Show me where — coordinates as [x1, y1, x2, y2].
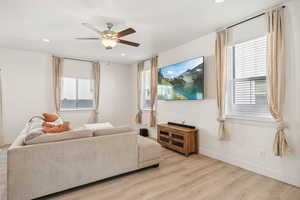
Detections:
[60, 59, 95, 111]
[61, 77, 94, 110]
[141, 60, 151, 110]
[226, 36, 271, 118]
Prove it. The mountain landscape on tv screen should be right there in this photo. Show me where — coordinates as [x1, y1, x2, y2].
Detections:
[158, 57, 204, 100]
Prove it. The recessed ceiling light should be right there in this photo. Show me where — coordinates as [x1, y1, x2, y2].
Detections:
[121, 53, 126, 57]
[215, 0, 224, 3]
[42, 38, 50, 43]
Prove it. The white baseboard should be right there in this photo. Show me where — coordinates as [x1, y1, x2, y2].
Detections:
[199, 147, 300, 188]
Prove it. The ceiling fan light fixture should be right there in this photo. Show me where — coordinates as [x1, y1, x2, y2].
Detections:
[102, 38, 117, 49]
[101, 31, 118, 49]
[78, 22, 140, 49]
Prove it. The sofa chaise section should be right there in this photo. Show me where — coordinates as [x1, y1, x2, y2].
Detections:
[137, 136, 161, 168]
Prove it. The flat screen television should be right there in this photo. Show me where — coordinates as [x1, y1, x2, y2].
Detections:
[157, 56, 204, 100]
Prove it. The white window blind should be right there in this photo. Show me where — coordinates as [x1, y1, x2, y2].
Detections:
[226, 36, 271, 118]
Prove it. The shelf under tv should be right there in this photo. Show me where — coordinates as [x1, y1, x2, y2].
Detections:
[157, 123, 198, 156]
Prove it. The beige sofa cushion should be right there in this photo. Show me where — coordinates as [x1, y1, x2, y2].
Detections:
[93, 126, 135, 137]
[137, 136, 161, 162]
[84, 122, 113, 131]
[24, 128, 93, 145]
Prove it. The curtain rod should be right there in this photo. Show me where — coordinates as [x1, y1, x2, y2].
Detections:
[53, 56, 98, 63]
[63, 57, 97, 63]
[142, 58, 151, 62]
[140, 55, 158, 63]
[225, 5, 286, 30]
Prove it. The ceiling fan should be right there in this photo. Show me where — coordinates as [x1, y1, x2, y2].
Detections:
[76, 22, 140, 50]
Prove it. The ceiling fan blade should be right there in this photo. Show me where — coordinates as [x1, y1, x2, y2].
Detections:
[117, 39, 140, 47]
[117, 28, 136, 38]
[81, 23, 102, 34]
[76, 37, 99, 40]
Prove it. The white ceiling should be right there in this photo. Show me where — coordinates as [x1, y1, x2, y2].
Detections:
[0, 0, 284, 64]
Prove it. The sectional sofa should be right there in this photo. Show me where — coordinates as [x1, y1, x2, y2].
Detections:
[7, 126, 161, 200]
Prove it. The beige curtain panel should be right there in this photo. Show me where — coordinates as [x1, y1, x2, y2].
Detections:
[266, 7, 292, 156]
[0, 69, 3, 145]
[150, 56, 158, 127]
[135, 62, 144, 124]
[215, 30, 229, 140]
[89, 62, 101, 123]
[52, 56, 64, 113]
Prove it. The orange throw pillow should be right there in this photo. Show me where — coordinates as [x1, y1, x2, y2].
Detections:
[43, 123, 70, 133]
[42, 126, 53, 133]
[42, 122, 55, 127]
[43, 113, 59, 122]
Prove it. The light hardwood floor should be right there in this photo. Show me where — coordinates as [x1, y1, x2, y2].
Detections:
[1, 147, 300, 200]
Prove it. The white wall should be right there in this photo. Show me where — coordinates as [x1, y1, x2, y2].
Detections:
[133, 1, 300, 187]
[0, 49, 52, 143]
[98, 62, 135, 126]
[0, 48, 135, 144]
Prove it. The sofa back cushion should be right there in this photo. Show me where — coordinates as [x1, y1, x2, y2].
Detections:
[93, 126, 135, 137]
[84, 122, 114, 131]
[24, 128, 93, 145]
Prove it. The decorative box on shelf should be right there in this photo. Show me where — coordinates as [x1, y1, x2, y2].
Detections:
[157, 123, 198, 156]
